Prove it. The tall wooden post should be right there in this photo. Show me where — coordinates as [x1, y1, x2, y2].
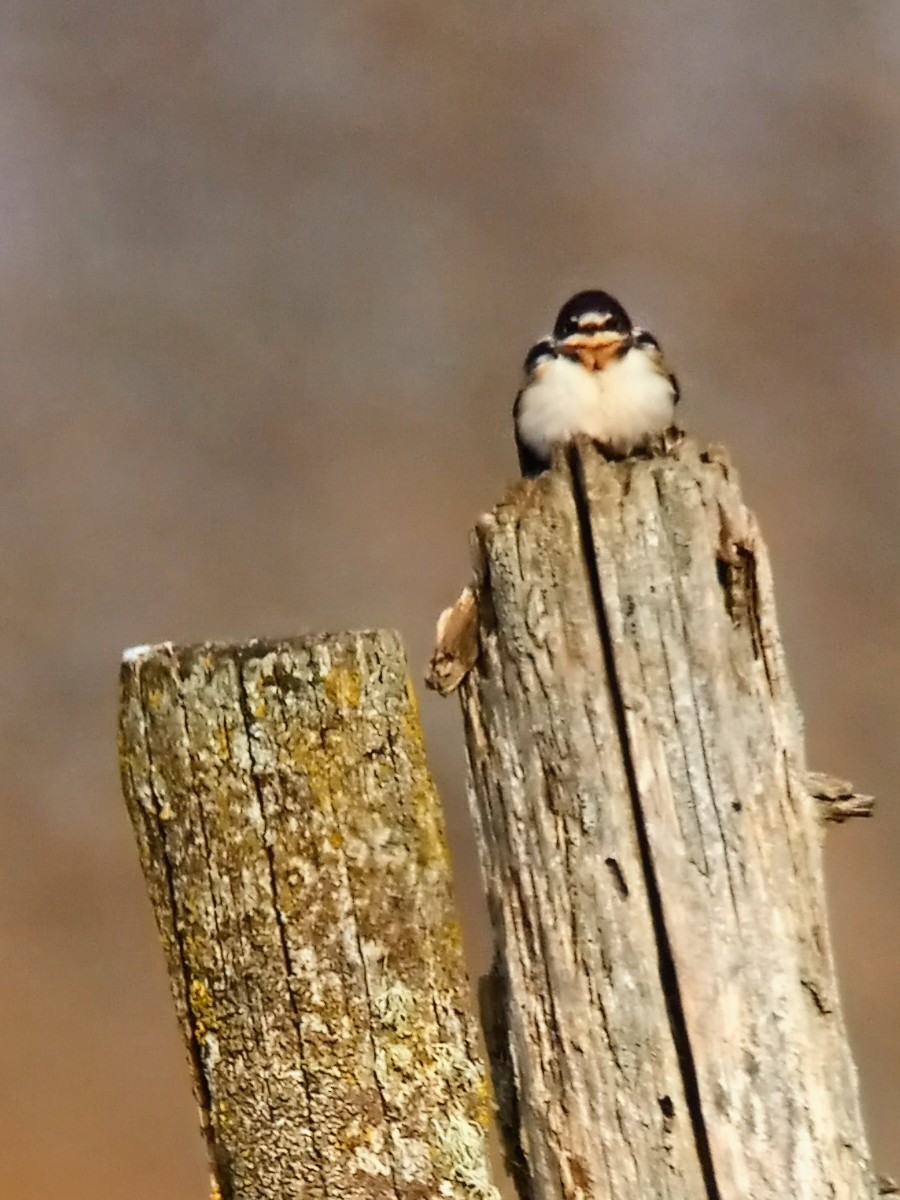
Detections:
[432, 439, 877, 1200]
[119, 632, 497, 1200]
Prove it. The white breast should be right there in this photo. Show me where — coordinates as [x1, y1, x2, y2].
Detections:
[516, 349, 675, 460]
[515, 356, 602, 462]
[591, 348, 676, 453]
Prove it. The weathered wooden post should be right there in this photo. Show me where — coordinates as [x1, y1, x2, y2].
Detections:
[430, 438, 878, 1200]
[119, 632, 497, 1200]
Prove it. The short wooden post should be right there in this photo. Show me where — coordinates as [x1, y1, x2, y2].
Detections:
[119, 632, 497, 1200]
[432, 439, 877, 1200]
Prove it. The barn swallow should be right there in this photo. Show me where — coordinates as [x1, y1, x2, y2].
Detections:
[513, 290, 680, 476]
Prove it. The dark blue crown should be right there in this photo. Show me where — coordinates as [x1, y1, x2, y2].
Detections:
[553, 290, 632, 340]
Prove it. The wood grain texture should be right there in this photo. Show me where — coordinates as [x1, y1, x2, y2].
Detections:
[457, 439, 875, 1200]
[119, 631, 497, 1200]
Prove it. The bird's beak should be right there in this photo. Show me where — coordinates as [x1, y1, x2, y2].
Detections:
[562, 330, 626, 371]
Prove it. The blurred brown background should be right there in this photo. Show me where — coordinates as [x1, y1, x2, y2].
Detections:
[1, 3, 897, 1196]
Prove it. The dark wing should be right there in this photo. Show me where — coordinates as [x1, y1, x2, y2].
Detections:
[634, 328, 680, 404]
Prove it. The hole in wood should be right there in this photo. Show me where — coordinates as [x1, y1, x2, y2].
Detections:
[715, 545, 764, 660]
[604, 857, 629, 899]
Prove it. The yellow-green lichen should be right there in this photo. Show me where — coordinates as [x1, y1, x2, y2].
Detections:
[404, 674, 422, 722]
[432, 1111, 499, 1199]
[287, 725, 347, 810]
[324, 666, 361, 709]
[432, 1040, 489, 1122]
[474, 1076, 492, 1129]
[373, 980, 416, 1033]
[441, 916, 464, 958]
[189, 978, 218, 1043]
[349, 1143, 393, 1178]
[399, 677, 451, 871]
[369, 975, 495, 1189]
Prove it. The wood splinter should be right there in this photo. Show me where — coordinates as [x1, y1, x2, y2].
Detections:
[807, 770, 875, 823]
[427, 585, 479, 696]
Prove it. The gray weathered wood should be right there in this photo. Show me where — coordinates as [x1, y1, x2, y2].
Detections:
[119, 632, 497, 1200]
[446, 438, 876, 1200]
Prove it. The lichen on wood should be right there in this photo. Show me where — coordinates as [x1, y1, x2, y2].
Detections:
[448, 438, 877, 1200]
[119, 631, 497, 1200]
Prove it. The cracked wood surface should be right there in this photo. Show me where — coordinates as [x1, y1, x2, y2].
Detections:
[119, 631, 497, 1200]
[455, 439, 875, 1200]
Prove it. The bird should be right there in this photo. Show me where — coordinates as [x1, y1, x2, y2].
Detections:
[513, 289, 680, 476]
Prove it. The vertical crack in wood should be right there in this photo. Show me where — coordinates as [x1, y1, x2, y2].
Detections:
[567, 445, 722, 1200]
[304, 652, 405, 1200]
[232, 658, 331, 1195]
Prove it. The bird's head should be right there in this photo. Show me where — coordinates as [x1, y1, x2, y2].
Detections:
[553, 289, 632, 371]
